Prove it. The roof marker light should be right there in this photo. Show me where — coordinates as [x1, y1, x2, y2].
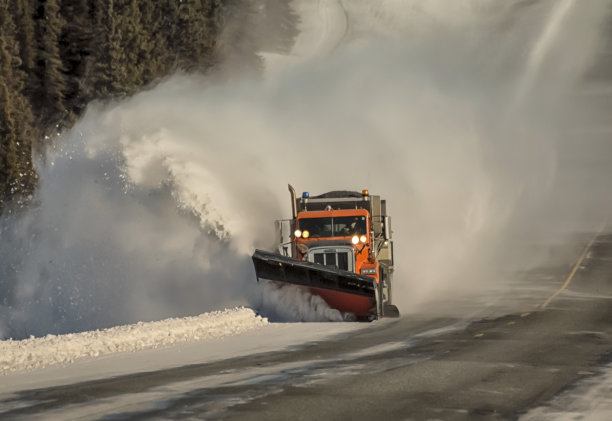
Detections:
[362, 189, 369, 196]
[302, 192, 310, 198]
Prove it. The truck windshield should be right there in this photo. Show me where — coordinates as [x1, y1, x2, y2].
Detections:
[298, 216, 367, 238]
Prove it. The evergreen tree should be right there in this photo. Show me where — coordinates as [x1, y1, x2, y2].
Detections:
[59, 0, 94, 122]
[33, 0, 68, 130]
[157, 0, 182, 69]
[1, 0, 290, 212]
[14, 0, 38, 97]
[139, 0, 171, 82]
[116, 0, 147, 92]
[174, 0, 220, 72]
[0, 1, 36, 209]
[86, 0, 114, 97]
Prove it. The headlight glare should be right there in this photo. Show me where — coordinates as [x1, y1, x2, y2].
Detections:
[294, 229, 302, 238]
[302, 230, 310, 238]
[351, 235, 359, 245]
[360, 235, 367, 243]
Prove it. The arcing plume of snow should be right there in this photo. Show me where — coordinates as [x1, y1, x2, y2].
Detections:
[511, 0, 576, 110]
[0, 308, 267, 374]
[1, 0, 612, 338]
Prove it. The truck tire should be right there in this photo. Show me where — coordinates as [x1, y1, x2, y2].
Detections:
[383, 304, 400, 318]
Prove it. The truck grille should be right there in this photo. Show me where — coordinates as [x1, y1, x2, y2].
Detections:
[308, 247, 354, 272]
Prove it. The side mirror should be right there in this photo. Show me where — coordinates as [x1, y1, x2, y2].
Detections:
[383, 216, 391, 241]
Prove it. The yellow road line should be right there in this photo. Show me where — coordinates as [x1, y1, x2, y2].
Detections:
[540, 233, 599, 309]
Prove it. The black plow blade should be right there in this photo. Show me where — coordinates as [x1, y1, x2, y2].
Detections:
[252, 249, 377, 298]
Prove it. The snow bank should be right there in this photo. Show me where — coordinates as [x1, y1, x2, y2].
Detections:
[0, 308, 267, 374]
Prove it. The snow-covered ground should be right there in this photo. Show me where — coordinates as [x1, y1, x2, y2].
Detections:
[0, 308, 266, 376]
[0, 307, 365, 394]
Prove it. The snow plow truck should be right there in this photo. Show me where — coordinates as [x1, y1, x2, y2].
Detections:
[252, 185, 399, 320]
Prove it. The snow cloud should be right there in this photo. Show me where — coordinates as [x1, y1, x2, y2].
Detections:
[1, 0, 611, 337]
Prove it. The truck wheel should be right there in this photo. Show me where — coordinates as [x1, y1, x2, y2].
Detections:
[383, 304, 400, 318]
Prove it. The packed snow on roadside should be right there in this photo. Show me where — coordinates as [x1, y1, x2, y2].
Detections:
[0, 307, 268, 375]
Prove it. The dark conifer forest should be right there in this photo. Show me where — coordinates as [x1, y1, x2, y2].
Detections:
[0, 0, 297, 213]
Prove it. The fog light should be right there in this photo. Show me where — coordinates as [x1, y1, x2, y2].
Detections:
[351, 235, 359, 245]
[302, 230, 310, 238]
[360, 235, 367, 243]
[294, 229, 302, 238]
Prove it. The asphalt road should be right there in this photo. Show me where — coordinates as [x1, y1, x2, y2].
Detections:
[1, 232, 611, 420]
[224, 234, 612, 421]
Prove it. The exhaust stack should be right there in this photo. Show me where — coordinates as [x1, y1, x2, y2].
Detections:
[288, 184, 297, 219]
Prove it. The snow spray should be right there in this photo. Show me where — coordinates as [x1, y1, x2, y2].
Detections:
[1, 0, 611, 338]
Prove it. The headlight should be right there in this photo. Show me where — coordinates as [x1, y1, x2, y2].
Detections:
[294, 229, 302, 238]
[351, 235, 359, 245]
[302, 230, 310, 238]
[360, 235, 367, 243]
[360, 267, 377, 275]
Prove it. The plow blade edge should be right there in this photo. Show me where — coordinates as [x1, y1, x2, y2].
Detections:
[252, 249, 380, 318]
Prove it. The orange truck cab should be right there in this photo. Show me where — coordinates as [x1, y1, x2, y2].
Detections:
[294, 208, 379, 282]
[252, 185, 398, 320]
[287, 187, 395, 318]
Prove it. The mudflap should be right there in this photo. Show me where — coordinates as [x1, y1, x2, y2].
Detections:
[252, 249, 380, 319]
